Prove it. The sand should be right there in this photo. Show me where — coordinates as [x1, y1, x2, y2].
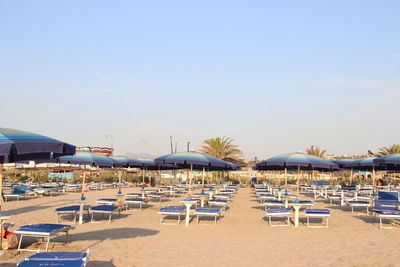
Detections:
[1, 186, 400, 267]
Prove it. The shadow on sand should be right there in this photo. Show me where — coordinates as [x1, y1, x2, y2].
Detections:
[3, 199, 75, 216]
[69, 227, 159, 242]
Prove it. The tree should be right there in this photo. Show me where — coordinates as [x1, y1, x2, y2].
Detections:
[376, 144, 400, 156]
[199, 137, 244, 161]
[306, 146, 327, 158]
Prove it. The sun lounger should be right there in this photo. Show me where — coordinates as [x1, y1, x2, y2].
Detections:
[125, 198, 147, 210]
[55, 205, 91, 223]
[347, 200, 370, 213]
[17, 251, 89, 267]
[96, 198, 117, 205]
[90, 205, 120, 223]
[305, 209, 331, 228]
[289, 200, 314, 207]
[213, 194, 231, 200]
[15, 223, 74, 252]
[375, 210, 400, 229]
[194, 207, 222, 224]
[3, 185, 29, 202]
[158, 206, 186, 225]
[208, 199, 229, 211]
[147, 193, 167, 202]
[265, 208, 291, 227]
[262, 200, 285, 208]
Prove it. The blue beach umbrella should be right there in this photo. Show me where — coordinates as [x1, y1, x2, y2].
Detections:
[373, 154, 400, 169]
[0, 127, 75, 214]
[56, 151, 115, 167]
[155, 151, 232, 191]
[0, 128, 75, 163]
[255, 152, 338, 194]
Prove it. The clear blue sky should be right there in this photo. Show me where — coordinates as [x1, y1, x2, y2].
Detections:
[1, 1, 399, 159]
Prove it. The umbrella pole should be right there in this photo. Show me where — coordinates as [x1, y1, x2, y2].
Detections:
[350, 168, 353, 184]
[297, 165, 300, 196]
[284, 168, 287, 190]
[142, 169, 145, 185]
[82, 165, 86, 197]
[202, 167, 205, 188]
[372, 166, 376, 191]
[188, 164, 193, 194]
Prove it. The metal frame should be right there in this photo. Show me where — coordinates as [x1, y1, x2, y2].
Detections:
[306, 214, 330, 228]
[15, 228, 72, 252]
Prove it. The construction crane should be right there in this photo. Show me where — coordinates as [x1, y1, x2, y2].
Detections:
[140, 139, 161, 156]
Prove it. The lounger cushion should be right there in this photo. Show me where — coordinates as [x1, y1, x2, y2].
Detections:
[125, 198, 146, 202]
[266, 208, 291, 214]
[17, 259, 84, 267]
[90, 205, 119, 212]
[195, 208, 221, 213]
[97, 198, 117, 202]
[18, 224, 71, 233]
[29, 251, 88, 260]
[375, 210, 400, 215]
[55, 205, 90, 212]
[306, 209, 331, 214]
[348, 201, 369, 204]
[159, 206, 185, 213]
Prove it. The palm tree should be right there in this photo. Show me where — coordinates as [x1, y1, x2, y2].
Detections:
[305, 146, 327, 158]
[199, 137, 244, 161]
[376, 144, 400, 156]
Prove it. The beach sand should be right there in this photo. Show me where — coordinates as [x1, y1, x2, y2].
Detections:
[1, 187, 400, 267]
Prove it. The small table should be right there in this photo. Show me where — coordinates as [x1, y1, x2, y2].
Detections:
[75, 200, 88, 225]
[181, 201, 195, 226]
[291, 202, 313, 227]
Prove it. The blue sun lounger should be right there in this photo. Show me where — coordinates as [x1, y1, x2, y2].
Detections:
[208, 199, 229, 210]
[158, 206, 186, 225]
[347, 200, 370, 213]
[265, 208, 291, 227]
[194, 207, 222, 224]
[15, 224, 74, 252]
[262, 200, 285, 208]
[17, 251, 89, 267]
[96, 198, 117, 205]
[55, 205, 91, 223]
[90, 205, 120, 223]
[125, 198, 147, 211]
[305, 209, 331, 228]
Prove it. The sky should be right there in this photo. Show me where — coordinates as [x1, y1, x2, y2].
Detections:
[1, 1, 399, 160]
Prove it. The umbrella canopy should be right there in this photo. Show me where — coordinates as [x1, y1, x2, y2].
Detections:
[155, 151, 230, 170]
[56, 151, 115, 168]
[111, 156, 145, 168]
[344, 157, 384, 171]
[0, 128, 75, 163]
[332, 159, 356, 169]
[255, 152, 338, 171]
[373, 154, 400, 170]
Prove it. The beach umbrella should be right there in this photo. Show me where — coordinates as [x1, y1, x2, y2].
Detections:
[373, 154, 400, 184]
[255, 152, 339, 194]
[155, 151, 231, 192]
[373, 154, 400, 169]
[344, 157, 386, 186]
[56, 151, 116, 195]
[0, 127, 75, 223]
